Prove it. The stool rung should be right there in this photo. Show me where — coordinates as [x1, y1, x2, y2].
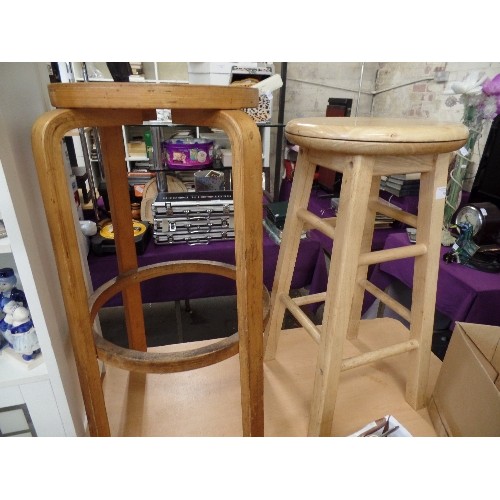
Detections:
[370, 200, 418, 228]
[297, 208, 336, 239]
[293, 292, 327, 306]
[359, 279, 411, 322]
[279, 293, 321, 343]
[359, 243, 427, 267]
[341, 338, 418, 372]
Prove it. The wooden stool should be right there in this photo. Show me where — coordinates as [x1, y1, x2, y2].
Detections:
[31, 83, 267, 437]
[264, 117, 468, 436]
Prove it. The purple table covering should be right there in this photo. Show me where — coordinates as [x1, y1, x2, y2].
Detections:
[365, 232, 500, 328]
[279, 180, 417, 254]
[87, 231, 328, 308]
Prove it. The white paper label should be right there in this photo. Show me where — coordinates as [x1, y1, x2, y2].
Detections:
[480, 208, 487, 216]
[459, 146, 469, 156]
[436, 186, 447, 199]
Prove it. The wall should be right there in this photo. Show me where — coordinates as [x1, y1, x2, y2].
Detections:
[268, 63, 378, 196]
[0, 63, 86, 435]
[284, 62, 378, 121]
[280, 62, 500, 191]
[372, 62, 500, 190]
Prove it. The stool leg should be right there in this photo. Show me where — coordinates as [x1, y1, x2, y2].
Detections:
[99, 126, 147, 351]
[346, 175, 381, 340]
[309, 155, 375, 436]
[172, 108, 264, 437]
[264, 149, 317, 361]
[32, 109, 111, 436]
[406, 153, 450, 408]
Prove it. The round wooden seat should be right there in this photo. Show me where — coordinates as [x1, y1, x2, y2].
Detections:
[285, 117, 469, 155]
[47, 82, 258, 110]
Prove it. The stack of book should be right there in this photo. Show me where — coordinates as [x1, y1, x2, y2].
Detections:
[334, 197, 396, 228]
[128, 170, 156, 187]
[380, 173, 420, 197]
[374, 211, 396, 229]
[128, 170, 156, 199]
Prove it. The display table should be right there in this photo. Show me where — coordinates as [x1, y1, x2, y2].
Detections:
[365, 232, 500, 328]
[87, 232, 329, 308]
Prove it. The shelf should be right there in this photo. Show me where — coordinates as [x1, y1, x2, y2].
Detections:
[0, 236, 11, 253]
[126, 156, 149, 162]
[257, 123, 285, 128]
[0, 350, 48, 388]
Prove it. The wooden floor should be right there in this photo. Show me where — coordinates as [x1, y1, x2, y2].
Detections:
[102, 317, 440, 437]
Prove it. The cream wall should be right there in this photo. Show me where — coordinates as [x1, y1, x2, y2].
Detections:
[280, 62, 500, 191]
[284, 62, 377, 121]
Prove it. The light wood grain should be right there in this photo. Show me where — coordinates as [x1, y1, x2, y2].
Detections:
[48, 83, 259, 110]
[285, 117, 468, 145]
[263, 148, 317, 361]
[265, 117, 467, 437]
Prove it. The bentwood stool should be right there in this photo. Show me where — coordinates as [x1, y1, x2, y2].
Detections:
[32, 83, 267, 437]
[264, 117, 468, 437]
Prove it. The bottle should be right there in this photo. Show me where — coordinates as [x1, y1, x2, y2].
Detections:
[144, 130, 153, 161]
[131, 203, 141, 220]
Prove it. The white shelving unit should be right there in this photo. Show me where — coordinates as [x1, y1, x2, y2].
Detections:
[0, 63, 86, 436]
[71, 62, 189, 84]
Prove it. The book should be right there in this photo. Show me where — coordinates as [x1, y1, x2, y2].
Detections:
[263, 217, 307, 244]
[383, 180, 420, 193]
[386, 173, 421, 181]
[381, 175, 420, 187]
[265, 201, 288, 230]
[380, 184, 419, 197]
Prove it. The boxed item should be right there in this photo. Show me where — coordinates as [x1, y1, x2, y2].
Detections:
[194, 170, 225, 191]
[221, 149, 232, 167]
[161, 138, 214, 170]
[265, 201, 288, 230]
[151, 191, 234, 245]
[229, 65, 280, 124]
[187, 62, 235, 85]
[428, 322, 500, 436]
[127, 141, 147, 157]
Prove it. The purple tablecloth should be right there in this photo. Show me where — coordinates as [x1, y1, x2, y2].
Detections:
[279, 180, 417, 253]
[87, 232, 328, 307]
[365, 232, 500, 328]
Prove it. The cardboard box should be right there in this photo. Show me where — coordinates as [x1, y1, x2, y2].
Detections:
[428, 322, 500, 436]
[187, 62, 235, 85]
[127, 141, 146, 157]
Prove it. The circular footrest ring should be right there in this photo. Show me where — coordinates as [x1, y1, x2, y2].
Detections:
[89, 260, 270, 374]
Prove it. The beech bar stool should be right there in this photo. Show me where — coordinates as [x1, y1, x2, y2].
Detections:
[264, 117, 468, 437]
[32, 83, 267, 437]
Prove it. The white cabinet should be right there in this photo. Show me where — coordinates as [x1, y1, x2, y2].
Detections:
[0, 63, 86, 436]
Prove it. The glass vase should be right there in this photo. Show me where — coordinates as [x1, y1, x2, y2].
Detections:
[442, 101, 484, 245]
